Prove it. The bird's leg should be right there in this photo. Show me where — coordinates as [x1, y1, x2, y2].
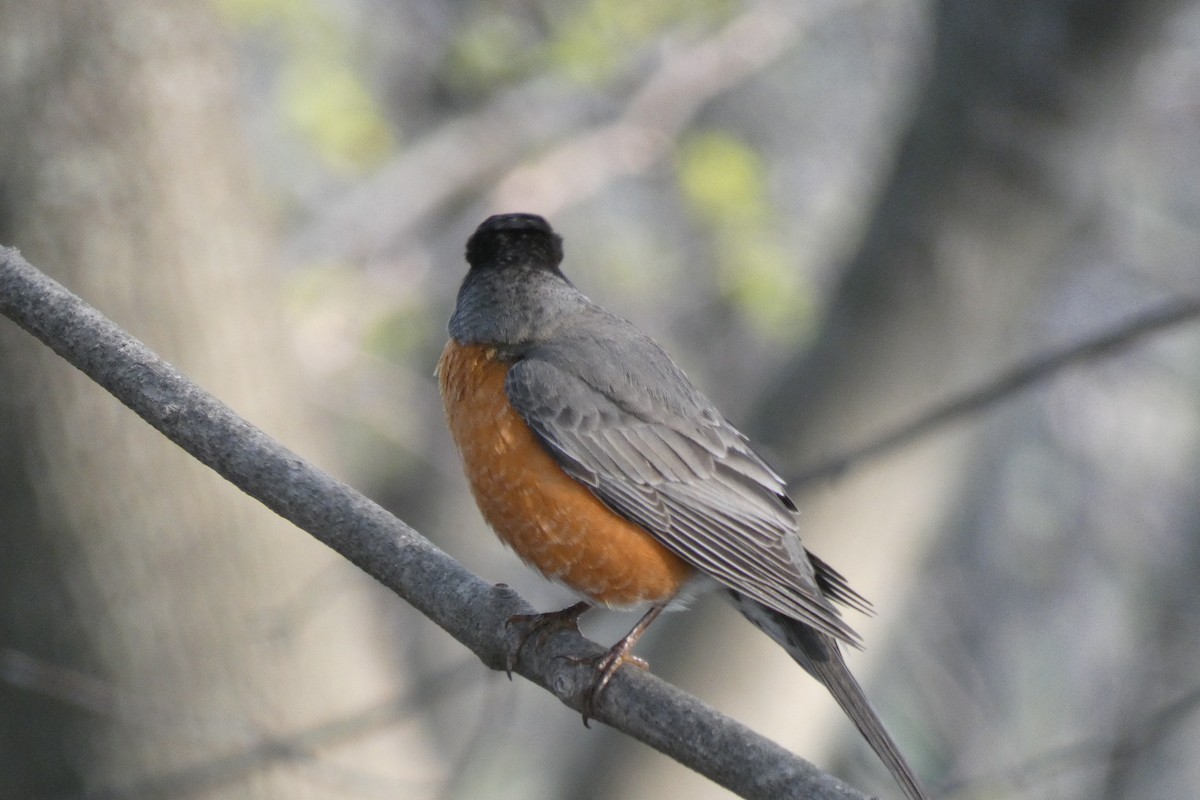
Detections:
[504, 600, 593, 678]
[579, 603, 667, 726]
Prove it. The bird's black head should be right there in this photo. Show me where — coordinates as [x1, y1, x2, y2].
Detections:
[465, 213, 564, 274]
[450, 212, 583, 347]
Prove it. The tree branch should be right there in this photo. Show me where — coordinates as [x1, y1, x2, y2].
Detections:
[792, 296, 1200, 486]
[488, 0, 845, 218]
[0, 246, 870, 800]
[291, 0, 850, 264]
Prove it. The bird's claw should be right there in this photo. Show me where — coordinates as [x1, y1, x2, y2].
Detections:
[567, 643, 650, 727]
[503, 601, 592, 679]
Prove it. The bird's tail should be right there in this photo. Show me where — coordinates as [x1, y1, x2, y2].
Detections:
[729, 593, 928, 800]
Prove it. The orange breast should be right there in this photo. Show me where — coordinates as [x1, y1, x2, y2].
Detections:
[437, 340, 693, 607]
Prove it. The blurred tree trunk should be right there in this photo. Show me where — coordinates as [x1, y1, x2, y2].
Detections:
[756, 0, 1187, 792]
[0, 2, 438, 797]
[592, 1, 1188, 798]
[756, 0, 1181, 454]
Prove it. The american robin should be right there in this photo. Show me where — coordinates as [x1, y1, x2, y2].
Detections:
[438, 213, 927, 800]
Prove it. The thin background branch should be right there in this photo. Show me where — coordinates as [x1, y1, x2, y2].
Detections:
[488, 0, 851, 217]
[792, 296, 1200, 486]
[291, 0, 855, 266]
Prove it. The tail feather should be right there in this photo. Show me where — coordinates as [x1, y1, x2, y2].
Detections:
[730, 592, 928, 800]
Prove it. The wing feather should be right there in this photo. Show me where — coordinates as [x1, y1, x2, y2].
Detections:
[506, 344, 862, 646]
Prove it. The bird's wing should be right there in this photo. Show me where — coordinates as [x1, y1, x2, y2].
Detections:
[505, 344, 866, 646]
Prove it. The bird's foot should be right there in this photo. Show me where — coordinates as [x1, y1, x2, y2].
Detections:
[503, 600, 592, 678]
[568, 603, 666, 726]
[569, 640, 650, 727]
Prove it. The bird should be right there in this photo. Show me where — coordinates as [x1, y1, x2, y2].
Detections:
[437, 212, 927, 800]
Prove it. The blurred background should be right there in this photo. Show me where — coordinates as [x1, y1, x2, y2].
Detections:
[2, 0, 1199, 798]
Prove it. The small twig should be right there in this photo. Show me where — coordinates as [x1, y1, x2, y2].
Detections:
[0, 246, 869, 800]
[793, 297, 1200, 486]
